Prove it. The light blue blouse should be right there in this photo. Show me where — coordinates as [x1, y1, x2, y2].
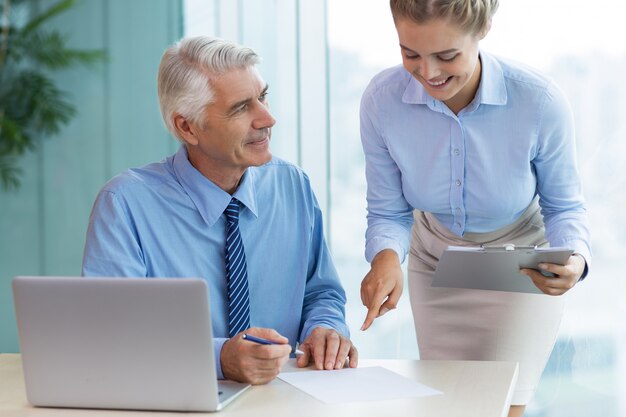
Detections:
[360, 51, 591, 264]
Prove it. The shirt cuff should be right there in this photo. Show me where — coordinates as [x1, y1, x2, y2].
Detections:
[365, 237, 406, 264]
[214, 337, 228, 380]
[300, 321, 350, 341]
[573, 253, 589, 281]
[555, 239, 591, 281]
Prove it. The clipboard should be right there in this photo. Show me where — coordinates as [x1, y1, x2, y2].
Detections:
[431, 244, 573, 294]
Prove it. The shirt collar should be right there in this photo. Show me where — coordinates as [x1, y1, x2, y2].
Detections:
[474, 51, 507, 106]
[401, 50, 507, 108]
[172, 146, 258, 227]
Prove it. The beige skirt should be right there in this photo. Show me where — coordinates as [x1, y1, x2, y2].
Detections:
[408, 199, 565, 405]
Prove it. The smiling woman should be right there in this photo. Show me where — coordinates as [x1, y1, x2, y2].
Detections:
[328, 1, 625, 417]
[358, 3, 590, 417]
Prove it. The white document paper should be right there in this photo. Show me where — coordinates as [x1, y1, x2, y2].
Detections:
[278, 366, 441, 404]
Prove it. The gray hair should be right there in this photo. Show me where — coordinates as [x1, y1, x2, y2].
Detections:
[157, 36, 260, 141]
[390, 0, 499, 36]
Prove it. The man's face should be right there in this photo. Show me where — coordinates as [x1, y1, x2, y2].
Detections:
[182, 66, 275, 182]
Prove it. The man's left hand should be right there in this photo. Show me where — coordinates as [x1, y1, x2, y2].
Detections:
[296, 327, 358, 370]
[521, 253, 586, 296]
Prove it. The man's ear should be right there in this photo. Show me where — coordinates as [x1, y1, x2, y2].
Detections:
[173, 114, 199, 146]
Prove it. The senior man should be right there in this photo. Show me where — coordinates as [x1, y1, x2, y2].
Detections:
[82, 36, 358, 384]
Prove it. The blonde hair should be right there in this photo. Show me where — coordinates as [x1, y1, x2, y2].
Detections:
[390, 0, 499, 36]
[157, 36, 260, 141]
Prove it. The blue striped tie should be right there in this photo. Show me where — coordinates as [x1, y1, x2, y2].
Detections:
[224, 198, 250, 337]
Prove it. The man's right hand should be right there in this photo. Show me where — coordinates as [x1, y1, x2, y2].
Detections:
[220, 327, 292, 384]
[360, 249, 404, 331]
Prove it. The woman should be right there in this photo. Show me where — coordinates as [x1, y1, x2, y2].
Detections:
[359, 1, 591, 416]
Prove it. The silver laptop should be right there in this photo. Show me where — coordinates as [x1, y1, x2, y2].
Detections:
[12, 276, 250, 412]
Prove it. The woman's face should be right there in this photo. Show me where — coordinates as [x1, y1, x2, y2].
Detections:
[395, 17, 485, 113]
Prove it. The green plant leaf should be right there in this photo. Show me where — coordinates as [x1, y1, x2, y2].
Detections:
[0, 154, 21, 190]
[8, 30, 106, 69]
[1, 69, 75, 148]
[21, 0, 76, 35]
[0, 0, 103, 190]
[0, 113, 31, 155]
[17, 70, 76, 135]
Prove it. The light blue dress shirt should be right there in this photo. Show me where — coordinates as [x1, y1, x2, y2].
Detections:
[360, 51, 591, 264]
[82, 146, 349, 378]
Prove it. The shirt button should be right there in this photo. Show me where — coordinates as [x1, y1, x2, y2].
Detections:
[455, 222, 462, 229]
[454, 148, 461, 156]
[455, 180, 462, 187]
[455, 207, 462, 214]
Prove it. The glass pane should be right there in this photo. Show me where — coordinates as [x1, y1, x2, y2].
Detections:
[328, 0, 418, 359]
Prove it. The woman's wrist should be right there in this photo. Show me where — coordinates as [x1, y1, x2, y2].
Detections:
[372, 249, 400, 268]
[572, 253, 589, 281]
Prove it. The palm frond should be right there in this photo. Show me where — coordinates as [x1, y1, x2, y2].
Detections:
[12, 70, 76, 135]
[9, 30, 106, 69]
[22, 0, 76, 35]
[0, 0, 103, 191]
[0, 113, 31, 154]
[0, 154, 21, 190]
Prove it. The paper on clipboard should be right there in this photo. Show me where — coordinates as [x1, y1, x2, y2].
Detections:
[431, 244, 573, 294]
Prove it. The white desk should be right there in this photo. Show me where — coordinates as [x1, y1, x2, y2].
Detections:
[0, 354, 517, 417]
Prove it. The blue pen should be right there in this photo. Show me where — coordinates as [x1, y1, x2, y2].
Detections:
[242, 333, 304, 355]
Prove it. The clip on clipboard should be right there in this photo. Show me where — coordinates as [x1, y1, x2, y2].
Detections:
[431, 244, 573, 294]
